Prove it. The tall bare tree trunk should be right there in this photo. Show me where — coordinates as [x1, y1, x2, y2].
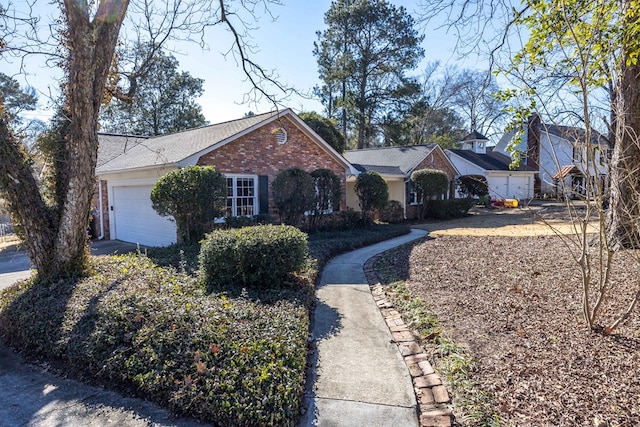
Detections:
[51, 0, 129, 274]
[606, 0, 640, 249]
[0, 0, 129, 280]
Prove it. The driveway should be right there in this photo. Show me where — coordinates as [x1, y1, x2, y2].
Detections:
[0, 240, 142, 291]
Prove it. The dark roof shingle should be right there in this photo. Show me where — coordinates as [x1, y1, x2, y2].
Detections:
[344, 145, 438, 176]
[448, 148, 537, 171]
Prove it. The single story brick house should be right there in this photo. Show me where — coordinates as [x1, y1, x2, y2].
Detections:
[343, 144, 459, 219]
[94, 109, 357, 246]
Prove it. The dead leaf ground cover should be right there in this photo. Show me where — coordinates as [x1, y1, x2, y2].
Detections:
[377, 203, 640, 426]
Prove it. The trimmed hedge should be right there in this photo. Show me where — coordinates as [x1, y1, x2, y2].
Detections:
[425, 198, 475, 220]
[199, 225, 308, 291]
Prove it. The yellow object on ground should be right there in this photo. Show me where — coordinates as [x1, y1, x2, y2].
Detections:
[504, 199, 519, 208]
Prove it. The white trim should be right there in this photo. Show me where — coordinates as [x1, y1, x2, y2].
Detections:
[225, 174, 259, 218]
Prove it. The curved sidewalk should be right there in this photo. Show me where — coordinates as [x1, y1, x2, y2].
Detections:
[300, 229, 428, 426]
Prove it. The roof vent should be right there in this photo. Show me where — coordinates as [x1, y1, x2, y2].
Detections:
[272, 127, 288, 145]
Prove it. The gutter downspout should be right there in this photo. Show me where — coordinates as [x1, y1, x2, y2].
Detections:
[98, 180, 104, 240]
[403, 178, 408, 219]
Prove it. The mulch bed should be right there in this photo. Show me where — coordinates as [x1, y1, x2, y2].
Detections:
[387, 234, 640, 427]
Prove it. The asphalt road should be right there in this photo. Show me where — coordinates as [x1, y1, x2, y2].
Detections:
[0, 248, 31, 290]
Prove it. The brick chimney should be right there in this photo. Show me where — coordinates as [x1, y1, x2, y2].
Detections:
[527, 113, 542, 196]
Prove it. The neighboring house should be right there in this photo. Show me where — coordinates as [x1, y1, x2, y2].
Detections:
[94, 109, 357, 247]
[493, 114, 610, 197]
[343, 144, 458, 219]
[446, 131, 537, 200]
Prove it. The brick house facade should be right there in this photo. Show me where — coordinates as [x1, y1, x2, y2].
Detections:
[344, 144, 459, 220]
[405, 149, 458, 220]
[196, 115, 348, 217]
[94, 109, 356, 247]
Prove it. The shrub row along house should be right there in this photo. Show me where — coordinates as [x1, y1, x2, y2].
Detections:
[343, 145, 458, 219]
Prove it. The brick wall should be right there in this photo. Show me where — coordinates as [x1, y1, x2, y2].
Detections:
[197, 116, 348, 216]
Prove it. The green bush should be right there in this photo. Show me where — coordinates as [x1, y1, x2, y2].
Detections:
[0, 225, 413, 427]
[221, 214, 276, 229]
[199, 225, 308, 291]
[151, 166, 227, 244]
[223, 215, 255, 229]
[411, 169, 449, 219]
[354, 171, 388, 221]
[310, 168, 341, 210]
[424, 198, 475, 220]
[378, 200, 404, 223]
[456, 174, 489, 197]
[272, 168, 316, 225]
[336, 209, 369, 229]
[307, 168, 342, 230]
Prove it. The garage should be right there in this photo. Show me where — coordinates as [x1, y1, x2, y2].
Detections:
[110, 185, 177, 247]
[488, 173, 534, 200]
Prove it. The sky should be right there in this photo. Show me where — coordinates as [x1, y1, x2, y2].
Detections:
[5, 0, 486, 126]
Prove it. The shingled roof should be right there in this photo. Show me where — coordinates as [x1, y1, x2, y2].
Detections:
[343, 144, 440, 177]
[97, 133, 148, 167]
[96, 111, 280, 173]
[447, 148, 537, 171]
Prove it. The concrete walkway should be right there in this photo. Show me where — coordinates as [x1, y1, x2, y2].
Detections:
[300, 229, 428, 426]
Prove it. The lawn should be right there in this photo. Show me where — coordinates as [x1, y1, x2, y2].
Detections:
[0, 223, 409, 426]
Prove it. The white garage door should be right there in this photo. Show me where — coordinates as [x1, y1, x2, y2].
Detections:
[112, 185, 177, 247]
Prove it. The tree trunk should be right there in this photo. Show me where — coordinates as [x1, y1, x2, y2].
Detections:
[356, 63, 368, 149]
[51, 0, 130, 275]
[606, 0, 640, 249]
[0, 1, 129, 280]
[0, 116, 58, 277]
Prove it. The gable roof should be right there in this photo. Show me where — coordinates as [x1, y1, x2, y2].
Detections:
[344, 144, 446, 177]
[542, 123, 610, 148]
[496, 121, 611, 153]
[447, 148, 537, 172]
[97, 109, 356, 175]
[97, 133, 148, 167]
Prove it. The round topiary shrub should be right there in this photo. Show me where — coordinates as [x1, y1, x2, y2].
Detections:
[199, 224, 308, 291]
[151, 165, 227, 244]
[411, 169, 450, 219]
[456, 174, 489, 197]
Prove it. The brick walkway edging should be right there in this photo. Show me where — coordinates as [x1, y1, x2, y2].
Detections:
[364, 256, 455, 427]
